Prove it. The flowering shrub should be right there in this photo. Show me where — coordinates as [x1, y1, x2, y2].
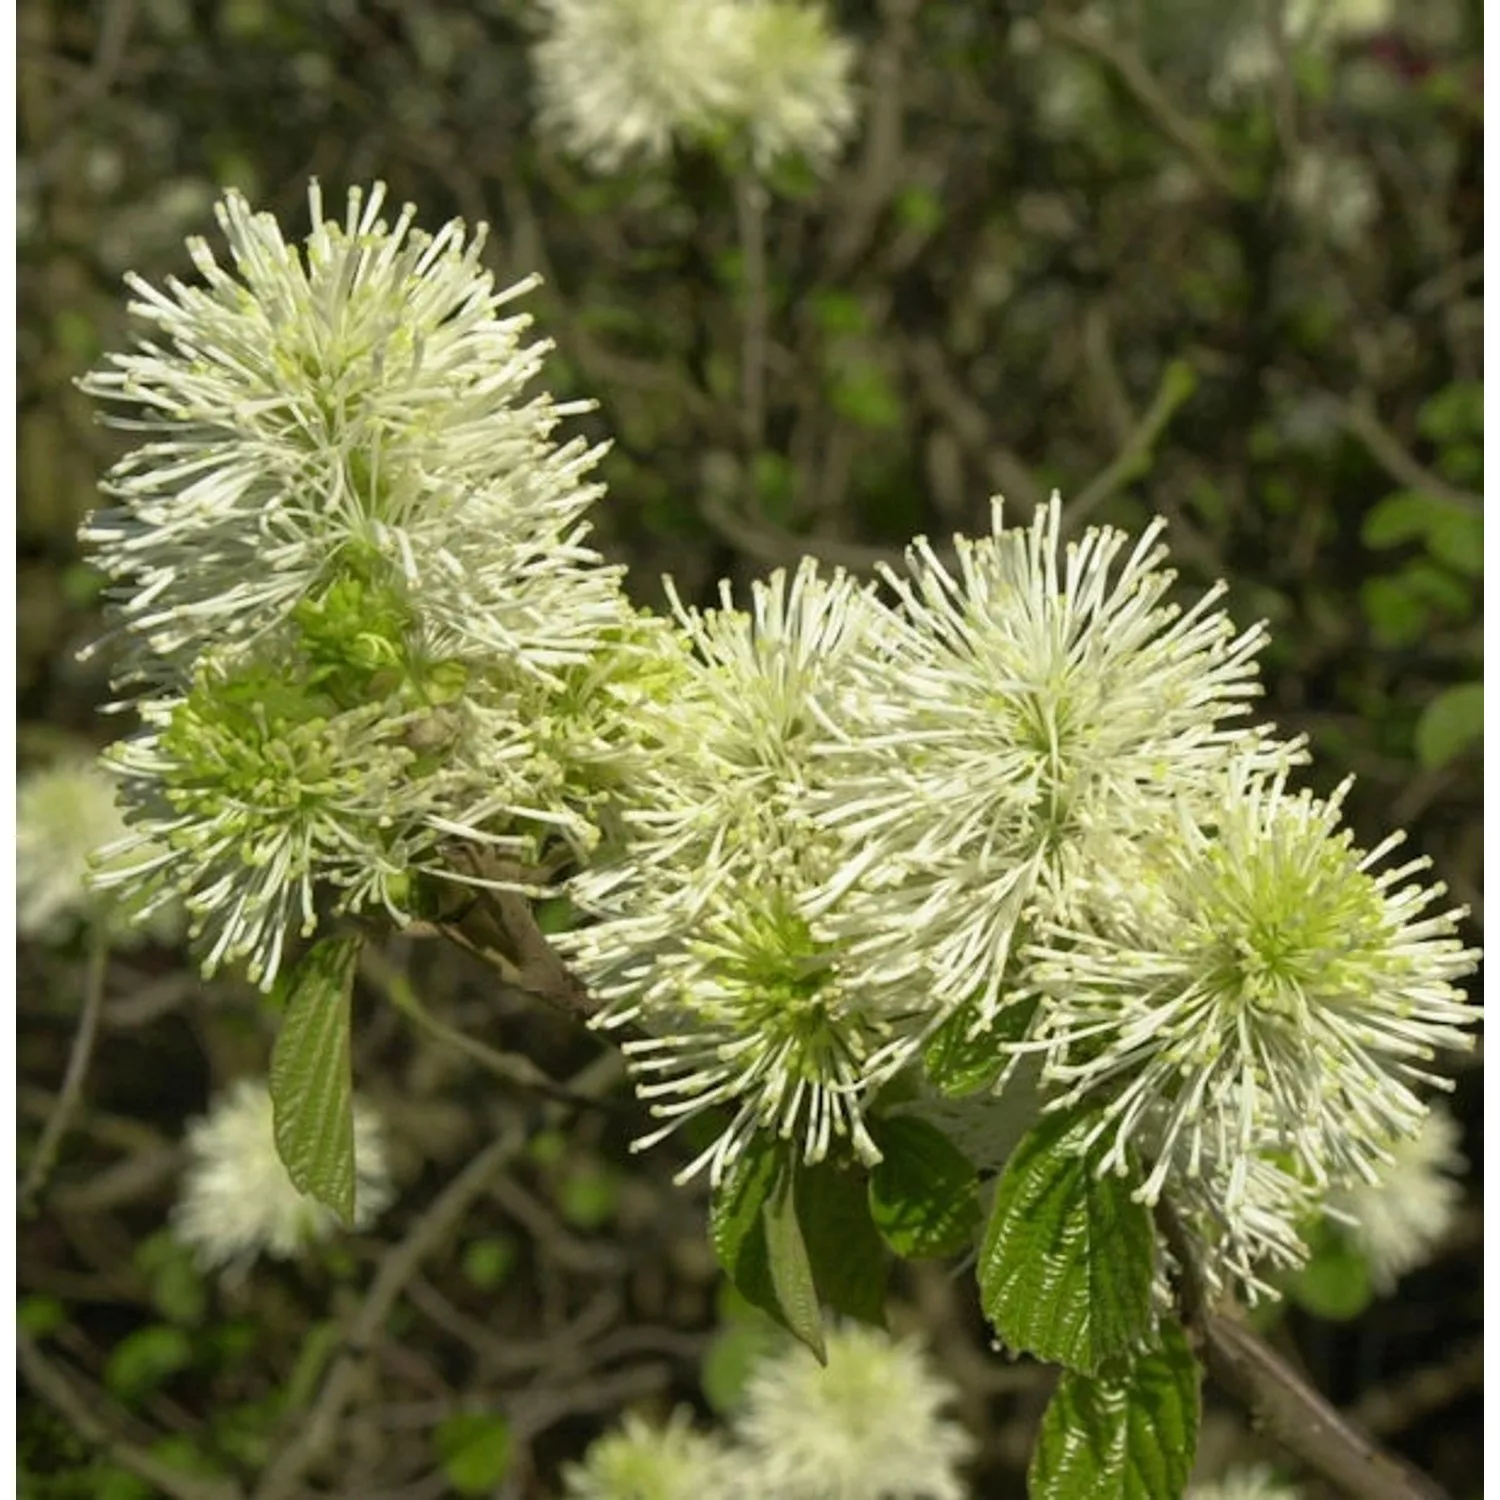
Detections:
[71, 177, 1479, 1500]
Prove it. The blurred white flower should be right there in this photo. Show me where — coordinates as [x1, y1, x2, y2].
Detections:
[172, 1078, 393, 1273]
[563, 562, 923, 1183]
[16, 757, 179, 946]
[532, 0, 752, 170]
[532, 0, 858, 176]
[1026, 762, 1479, 1211]
[1285, 148, 1380, 248]
[1328, 1102, 1467, 1290]
[811, 494, 1283, 1031]
[728, 2, 858, 172]
[732, 1322, 973, 1500]
[1189, 1463, 1304, 1500]
[562, 1409, 740, 1500]
[17, 760, 132, 940]
[1213, 0, 1395, 100]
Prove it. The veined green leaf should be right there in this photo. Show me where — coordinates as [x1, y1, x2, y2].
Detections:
[978, 1109, 1155, 1375]
[798, 1158, 888, 1325]
[269, 936, 361, 1224]
[1029, 1320, 1200, 1500]
[869, 1117, 980, 1259]
[763, 1165, 826, 1362]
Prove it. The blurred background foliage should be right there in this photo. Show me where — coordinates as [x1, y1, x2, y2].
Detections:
[17, 0, 1482, 1496]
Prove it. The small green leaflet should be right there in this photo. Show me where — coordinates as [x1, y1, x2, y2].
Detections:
[798, 1158, 888, 1326]
[978, 1108, 1155, 1375]
[923, 997, 1035, 1098]
[763, 1167, 826, 1362]
[434, 1413, 512, 1496]
[269, 935, 361, 1225]
[869, 1116, 980, 1259]
[708, 1138, 891, 1362]
[1414, 682, 1482, 770]
[1029, 1319, 1200, 1500]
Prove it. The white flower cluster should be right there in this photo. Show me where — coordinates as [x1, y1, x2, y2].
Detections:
[562, 561, 908, 1184]
[568, 496, 1479, 1295]
[172, 1078, 393, 1273]
[563, 1322, 972, 1500]
[1327, 1101, 1467, 1291]
[80, 182, 653, 987]
[531, 0, 858, 174]
[17, 755, 177, 945]
[1189, 1465, 1303, 1500]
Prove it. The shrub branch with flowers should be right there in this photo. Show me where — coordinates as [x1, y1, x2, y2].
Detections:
[69, 170, 1479, 1500]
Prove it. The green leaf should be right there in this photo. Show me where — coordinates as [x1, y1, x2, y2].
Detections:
[559, 1165, 620, 1231]
[1425, 509, 1483, 577]
[1363, 490, 1439, 549]
[798, 1159, 888, 1325]
[1415, 683, 1482, 770]
[869, 1117, 980, 1259]
[762, 1166, 826, 1362]
[828, 362, 902, 430]
[435, 1414, 512, 1495]
[923, 998, 1034, 1097]
[978, 1110, 1155, 1375]
[701, 1318, 783, 1415]
[1286, 1223, 1373, 1322]
[709, 1135, 783, 1308]
[104, 1325, 195, 1405]
[134, 1229, 207, 1327]
[462, 1236, 518, 1292]
[1029, 1319, 1201, 1500]
[269, 936, 361, 1225]
[17, 1295, 65, 1338]
[709, 1139, 887, 1358]
[923, 1004, 1004, 1097]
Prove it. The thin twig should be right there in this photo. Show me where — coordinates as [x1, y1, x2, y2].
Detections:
[252, 1126, 528, 1500]
[20, 927, 110, 1214]
[1350, 1337, 1484, 1439]
[1339, 395, 1483, 512]
[825, 0, 920, 275]
[19, 1329, 243, 1500]
[358, 942, 614, 1111]
[1201, 1316, 1450, 1500]
[1039, 8, 1241, 198]
[1156, 1201, 1450, 1500]
[736, 173, 770, 459]
[1063, 360, 1199, 530]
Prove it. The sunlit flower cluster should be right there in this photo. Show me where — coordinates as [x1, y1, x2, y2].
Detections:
[80, 181, 648, 986]
[563, 561, 927, 1184]
[811, 496, 1282, 1030]
[560, 492, 1479, 1288]
[172, 1077, 393, 1274]
[1022, 762, 1477, 1294]
[532, 0, 858, 175]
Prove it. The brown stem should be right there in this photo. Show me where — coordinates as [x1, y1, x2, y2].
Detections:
[20, 926, 110, 1214]
[1156, 1201, 1449, 1500]
[252, 1125, 527, 1500]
